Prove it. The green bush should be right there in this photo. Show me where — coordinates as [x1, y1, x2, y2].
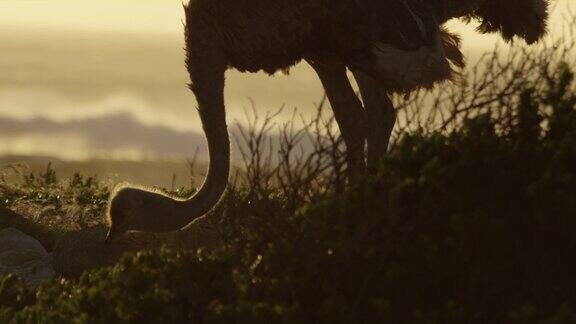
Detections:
[0, 248, 302, 324]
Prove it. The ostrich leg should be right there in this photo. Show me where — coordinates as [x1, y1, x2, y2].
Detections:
[307, 58, 366, 179]
[352, 71, 397, 173]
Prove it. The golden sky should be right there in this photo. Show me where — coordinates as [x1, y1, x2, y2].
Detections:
[0, 0, 574, 161]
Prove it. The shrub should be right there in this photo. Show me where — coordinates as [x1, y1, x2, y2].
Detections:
[0, 165, 110, 250]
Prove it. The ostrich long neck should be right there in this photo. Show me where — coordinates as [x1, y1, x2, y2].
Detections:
[180, 67, 230, 225]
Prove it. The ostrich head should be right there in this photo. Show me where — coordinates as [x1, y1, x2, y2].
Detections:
[105, 187, 147, 243]
[105, 186, 212, 244]
[472, 0, 549, 44]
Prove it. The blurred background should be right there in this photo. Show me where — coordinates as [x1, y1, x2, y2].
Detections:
[0, 0, 573, 187]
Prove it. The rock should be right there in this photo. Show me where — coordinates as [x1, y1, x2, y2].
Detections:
[0, 206, 56, 250]
[53, 225, 119, 278]
[52, 225, 160, 277]
[53, 218, 223, 278]
[0, 227, 55, 286]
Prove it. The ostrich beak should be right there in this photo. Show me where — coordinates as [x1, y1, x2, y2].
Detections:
[104, 229, 113, 244]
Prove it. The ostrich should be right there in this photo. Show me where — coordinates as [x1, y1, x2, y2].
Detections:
[104, 0, 549, 243]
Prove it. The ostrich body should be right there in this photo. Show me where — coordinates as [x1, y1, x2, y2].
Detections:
[105, 0, 549, 243]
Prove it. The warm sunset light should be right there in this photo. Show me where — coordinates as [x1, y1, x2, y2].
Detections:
[1, 2, 576, 320]
[0, 0, 573, 162]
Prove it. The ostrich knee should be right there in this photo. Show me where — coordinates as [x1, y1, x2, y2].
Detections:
[353, 71, 396, 173]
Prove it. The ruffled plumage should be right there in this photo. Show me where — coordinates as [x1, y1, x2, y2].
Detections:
[464, 0, 549, 44]
[185, 0, 549, 92]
